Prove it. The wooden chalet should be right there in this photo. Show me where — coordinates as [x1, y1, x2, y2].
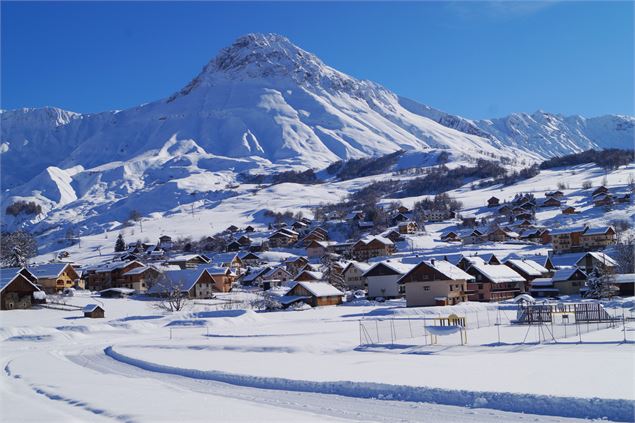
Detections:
[0, 268, 41, 310]
[398, 259, 472, 307]
[83, 304, 105, 318]
[487, 196, 500, 207]
[28, 263, 80, 294]
[283, 281, 344, 307]
[465, 264, 525, 302]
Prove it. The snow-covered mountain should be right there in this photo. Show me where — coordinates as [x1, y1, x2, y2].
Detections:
[1, 33, 633, 240]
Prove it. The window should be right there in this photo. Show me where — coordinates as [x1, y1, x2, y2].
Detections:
[423, 286, 430, 291]
[478, 284, 483, 290]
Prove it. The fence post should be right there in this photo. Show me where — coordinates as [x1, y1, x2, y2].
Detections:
[623, 309, 627, 343]
[359, 321, 362, 346]
[375, 320, 380, 344]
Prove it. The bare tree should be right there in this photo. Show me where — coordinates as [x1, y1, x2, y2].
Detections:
[152, 278, 190, 312]
[249, 291, 282, 311]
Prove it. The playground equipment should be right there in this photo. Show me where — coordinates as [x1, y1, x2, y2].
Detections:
[425, 314, 468, 345]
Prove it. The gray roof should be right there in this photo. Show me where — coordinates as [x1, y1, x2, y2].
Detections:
[147, 268, 209, 294]
[0, 267, 40, 293]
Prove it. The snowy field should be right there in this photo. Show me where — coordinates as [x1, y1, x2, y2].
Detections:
[2, 292, 634, 422]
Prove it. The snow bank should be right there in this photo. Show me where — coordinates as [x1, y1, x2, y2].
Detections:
[105, 346, 634, 422]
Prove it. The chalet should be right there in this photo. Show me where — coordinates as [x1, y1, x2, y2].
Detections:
[292, 221, 309, 232]
[497, 205, 513, 215]
[248, 241, 269, 253]
[148, 268, 216, 299]
[592, 186, 609, 197]
[245, 225, 255, 232]
[516, 219, 534, 229]
[226, 225, 239, 233]
[237, 235, 252, 246]
[593, 194, 613, 207]
[519, 229, 542, 243]
[201, 266, 236, 292]
[398, 221, 418, 234]
[581, 226, 617, 250]
[0, 268, 41, 310]
[462, 229, 485, 245]
[85, 260, 145, 291]
[398, 259, 473, 307]
[391, 213, 410, 224]
[575, 252, 618, 273]
[384, 230, 403, 243]
[487, 196, 500, 208]
[561, 206, 576, 215]
[226, 241, 242, 252]
[268, 228, 299, 248]
[99, 287, 135, 298]
[283, 282, 344, 307]
[507, 254, 555, 271]
[345, 210, 364, 221]
[237, 252, 261, 267]
[351, 236, 394, 261]
[440, 231, 461, 242]
[397, 205, 410, 214]
[301, 229, 328, 246]
[487, 227, 519, 242]
[514, 211, 534, 221]
[167, 254, 211, 269]
[466, 264, 525, 302]
[28, 263, 80, 294]
[363, 261, 414, 299]
[424, 209, 456, 222]
[121, 265, 161, 293]
[479, 253, 502, 265]
[306, 240, 331, 258]
[504, 259, 550, 292]
[158, 235, 173, 250]
[530, 268, 587, 297]
[261, 266, 292, 286]
[342, 261, 372, 290]
[541, 197, 562, 208]
[83, 304, 105, 318]
[240, 267, 269, 286]
[545, 190, 564, 199]
[284, 256, 309, 276]
[519, 201, 536, 210]
[550, 226, 586, 254]
[461, 215, 478, 227]
[294, 269, 324, 282]
[455, 256, 486, 271]
[208, 252, 243, 272]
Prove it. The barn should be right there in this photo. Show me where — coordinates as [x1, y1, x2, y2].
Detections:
[0, 268, 42, 310]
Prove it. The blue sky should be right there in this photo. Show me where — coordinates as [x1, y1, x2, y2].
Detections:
[2, 1, 633, 119]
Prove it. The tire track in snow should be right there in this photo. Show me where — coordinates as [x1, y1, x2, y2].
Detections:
[4, 360, 138, 423]
[105, 346, 634, 422]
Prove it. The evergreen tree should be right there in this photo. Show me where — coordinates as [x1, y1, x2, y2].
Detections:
[115, 233, 126, 252]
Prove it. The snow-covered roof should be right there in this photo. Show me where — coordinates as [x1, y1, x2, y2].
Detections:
[531, 278, 554, 287]
[83, 304, 102, 313]
[94, 260, 143, 273]
[263, 267, 291, 278]
[295, 270, 324, 281]
[613, 274, 635, 284]
[147, 269, 209, 293]
[291, 281, 344, 297]
[168, 254, 210, 263]
[472, 264, 525, 283]
[28, 263, 71, 279]
[552, 268, 585, 282]
[426, 260, 474, 281]
[241, 267, 268, 282]
[579, 252, 618, 267]
[100, 287, 135, 294]
[506, 259, 548, 277]
[550, 226, 586, 236]
[122, 266, 156, 276]
[345, 210, 363, 219]
[0, 268, 40, 293]
[201, 265, 231, 275]
[364, 260, 415, 277]
[343, 261, 372, 275]
[584, 226, 614, 236]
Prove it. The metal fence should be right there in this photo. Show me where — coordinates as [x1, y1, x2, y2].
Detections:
[359, 305, 633, 347]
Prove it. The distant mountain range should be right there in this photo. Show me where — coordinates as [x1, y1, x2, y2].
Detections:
[1, 33, 633, 235]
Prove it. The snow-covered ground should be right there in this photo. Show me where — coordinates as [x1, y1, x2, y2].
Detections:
[2, 293, 634, 422]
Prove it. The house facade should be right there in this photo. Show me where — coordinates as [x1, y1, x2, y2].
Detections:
[398, 260, 472, 307]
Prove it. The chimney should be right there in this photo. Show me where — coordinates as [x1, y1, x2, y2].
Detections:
[431, 258, 435, 265]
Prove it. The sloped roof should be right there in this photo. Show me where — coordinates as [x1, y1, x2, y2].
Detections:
[583, 226, 614, 236]
[290, 281, 344, 297]
[0, 268, 40, 293]
[580, 252, 617, 267]
[263, 266, 291, 279]
[167, 254, 210, 263]
[342, 261, 372, 275]
[552, 268, 586, 282]
[147, 268, 209, 293]
[472, 264, 525, 283]
[122, 266, 157, 276]
[506, 259, 548, 277]
[83, 304, 102, 313]
[200, 265, 231, 275]
[364, 260, 415, 277]
[550, 226, 586, 236]
[426, 260, 473, 281]
[295, 270, 324, 281]
[28, 263, 72, 279]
